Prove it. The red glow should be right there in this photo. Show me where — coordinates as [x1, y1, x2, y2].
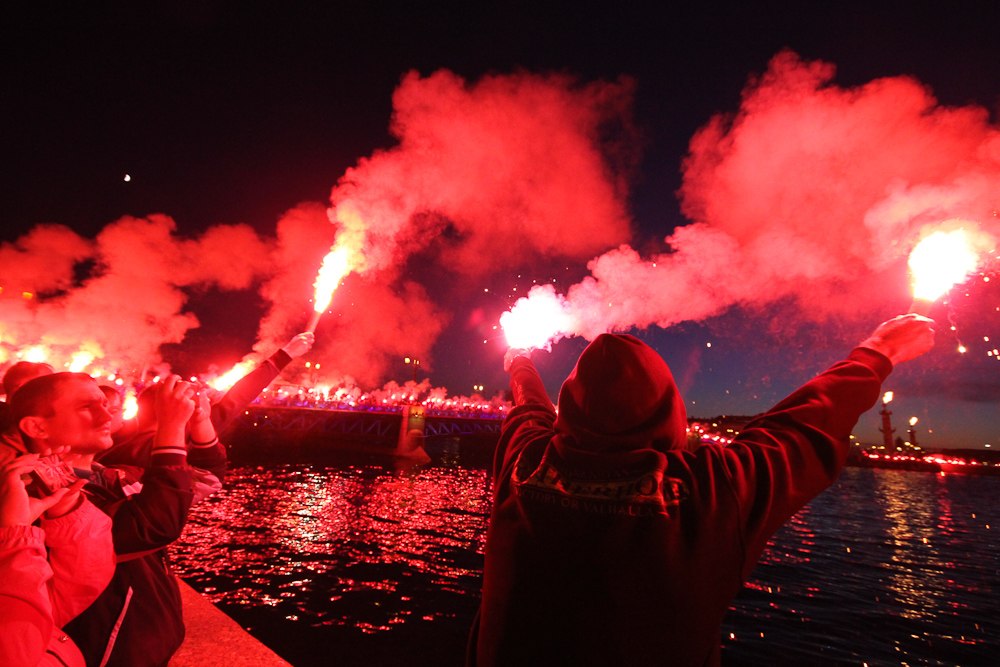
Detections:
[500, 284, 574, 350]
[121, 389, 139, 420]
[908, 228, 981, 302]
[210, 360, 257, 392]
[312, 246, 352, 315]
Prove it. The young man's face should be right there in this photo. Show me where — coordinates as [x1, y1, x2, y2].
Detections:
[40, 377, 114, 454]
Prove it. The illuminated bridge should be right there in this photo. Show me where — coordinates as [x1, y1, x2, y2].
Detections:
[223, 405, 502, 461]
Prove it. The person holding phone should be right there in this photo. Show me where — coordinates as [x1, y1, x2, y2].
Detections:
[11, 372, 199, 667]
[1, 453, 115, 666]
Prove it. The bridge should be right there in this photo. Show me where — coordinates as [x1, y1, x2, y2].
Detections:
[222, 404, 502, 461]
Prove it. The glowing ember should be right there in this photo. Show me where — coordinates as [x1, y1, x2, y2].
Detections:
[22, 345, 49, 363]
[210, 360, 257, 392]
[121, 389, 138, 420]
[500, 285, 574, 350]
[908, 229, 979, 303]
[882, 391, 894, 404]
[68, 350, 95, 373]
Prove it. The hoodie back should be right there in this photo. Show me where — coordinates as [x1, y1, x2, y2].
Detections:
[473, 338, 891, 667]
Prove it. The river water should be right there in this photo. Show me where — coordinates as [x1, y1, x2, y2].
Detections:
[170, 456, 998, 666]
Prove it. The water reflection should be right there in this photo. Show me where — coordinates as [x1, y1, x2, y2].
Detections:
[172, 463, 492, 639]
[723, 468, 998, 665]
[172, 463, 998, 666]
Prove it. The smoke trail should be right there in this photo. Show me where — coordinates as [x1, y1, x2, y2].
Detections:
[554, 50, 1000, 340]
[252, 69, 640, 382]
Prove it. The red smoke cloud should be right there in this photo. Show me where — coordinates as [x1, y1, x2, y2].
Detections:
[555, 50, 999, 339]
[328, 69, 637, 277]
[0, 215, 270, 374]
[2, 69, 639, 384]
[252, 70, 639, 382]
[6, 56, 997, 391]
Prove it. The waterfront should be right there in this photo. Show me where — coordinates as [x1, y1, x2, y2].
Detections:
[171, 457, 998, 665]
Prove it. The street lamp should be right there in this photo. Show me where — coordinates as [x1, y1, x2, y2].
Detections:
[404, 356, 421, 382]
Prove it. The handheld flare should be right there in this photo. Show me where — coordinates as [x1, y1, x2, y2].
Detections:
[500, 285, 574, 350]
[907, 228, 980, 315]
[306, 311, 322, 334]
[308, 246, 352, 333]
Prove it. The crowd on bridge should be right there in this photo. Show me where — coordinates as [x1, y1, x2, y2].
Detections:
[249, 383, 509, 419]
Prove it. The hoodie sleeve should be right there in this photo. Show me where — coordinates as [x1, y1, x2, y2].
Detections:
[109, 451, 195, 557]
[494, 357, 557, 491]
[718, 347, 892, 576]
[212, 349, 292, 434]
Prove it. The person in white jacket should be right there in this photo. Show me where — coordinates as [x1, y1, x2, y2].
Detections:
[0, 453, 115, 666]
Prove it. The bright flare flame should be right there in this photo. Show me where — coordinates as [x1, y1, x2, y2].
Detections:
[313, 246, 352, 314]
[909, 416, 918, 427]
[121, 390, 138, 420]
[882, 391, 894, 404]
[500, 285, 574, 350]
[210, 360, 257, 392]
[22, 345, 49, 363]
[68, 350, 95, 373]
[908, 229, 979, 302]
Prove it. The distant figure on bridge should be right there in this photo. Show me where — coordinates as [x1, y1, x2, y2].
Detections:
[469, 314, 935, 667]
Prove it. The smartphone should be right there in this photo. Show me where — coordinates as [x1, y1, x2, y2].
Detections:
[22, 455, 78, 497]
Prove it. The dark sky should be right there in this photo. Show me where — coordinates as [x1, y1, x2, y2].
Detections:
[3, 2, 998, 448]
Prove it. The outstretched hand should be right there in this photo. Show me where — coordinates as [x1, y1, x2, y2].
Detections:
[859, 314, 936, 365]
[503, 347, 532, 373]
[282, 332, 316, 359]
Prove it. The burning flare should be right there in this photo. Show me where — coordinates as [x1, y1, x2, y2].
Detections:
[210, 360, 256, 392]
[500, 285, 575, 350]
[882, 391, 894, 405]
[68, 350, 95, 373]
[308, 246, 353, 332]
[22, 345, 49, 364]
[908, 228, 980, 307]
[121, 389, 139, 421]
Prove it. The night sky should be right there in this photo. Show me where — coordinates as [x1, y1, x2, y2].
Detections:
[2, 2, 998, 448]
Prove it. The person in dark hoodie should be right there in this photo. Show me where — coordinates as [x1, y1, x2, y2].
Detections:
[470, 313, 935, 667]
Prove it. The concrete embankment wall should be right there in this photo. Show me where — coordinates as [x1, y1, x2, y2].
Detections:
[170, 580, 290, 666]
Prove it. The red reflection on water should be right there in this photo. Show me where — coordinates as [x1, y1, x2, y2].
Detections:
[170, 463, 492, 634]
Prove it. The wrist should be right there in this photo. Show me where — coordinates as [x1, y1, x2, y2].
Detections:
[189, 434, 220, 448]
[155, 423, 188, 449]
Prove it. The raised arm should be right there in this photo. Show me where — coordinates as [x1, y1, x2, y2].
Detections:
[720, 314, 935, 573]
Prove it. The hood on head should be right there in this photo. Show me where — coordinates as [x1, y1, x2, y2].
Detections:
[554, 334, 688, 451]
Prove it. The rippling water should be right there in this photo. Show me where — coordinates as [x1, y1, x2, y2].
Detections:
[171, 458, 998, 666]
